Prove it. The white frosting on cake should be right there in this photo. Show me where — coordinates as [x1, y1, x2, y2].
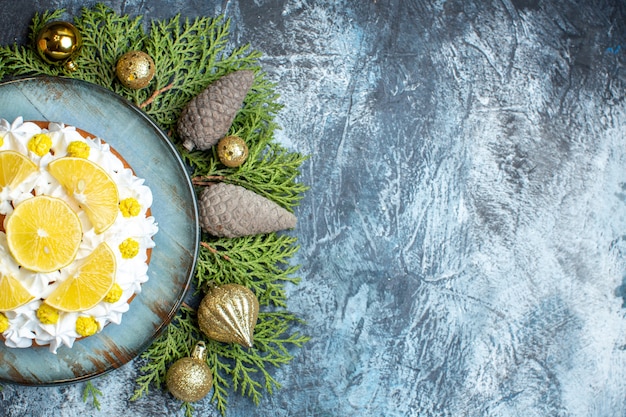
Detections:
[0, 117, 158, 353]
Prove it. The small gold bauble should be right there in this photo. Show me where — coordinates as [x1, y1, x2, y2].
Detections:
[197, 283, 259, 348]
[166, 341, 213, 402]
[35, 21, 82, 72]
[217, 136, 248, 168]
[115, 51, 156, 89]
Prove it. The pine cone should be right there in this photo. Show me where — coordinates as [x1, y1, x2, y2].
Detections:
[199, 183, 297, 238]
[178, 70, 255, 151]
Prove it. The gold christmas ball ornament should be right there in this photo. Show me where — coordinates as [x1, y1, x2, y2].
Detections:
[217, 136, 248, 167]
[198, 283, 259, 348]
[115, 51, 155, 89]
[166, 341, 213, 402]
[35, 21, 83, 71]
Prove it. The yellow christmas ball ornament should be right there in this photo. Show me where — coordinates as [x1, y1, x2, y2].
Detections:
[166, 341, 213, 402]
[35, 21, 82, 72]
[217, 136, 248, 168]
[116, 51, 156, 89]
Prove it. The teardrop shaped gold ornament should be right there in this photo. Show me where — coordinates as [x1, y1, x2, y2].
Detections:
[197, 283, 259, 348]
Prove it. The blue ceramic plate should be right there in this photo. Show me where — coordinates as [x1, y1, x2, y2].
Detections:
[0, 76, 199, 385]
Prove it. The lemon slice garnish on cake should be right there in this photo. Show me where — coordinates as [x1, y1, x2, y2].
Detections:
[48, 157, 119, 234]
[0, 150, 38, 189]
[0, 273, 35, 311]
[6, 195, 82, 273]
[45, 242, 116, 312]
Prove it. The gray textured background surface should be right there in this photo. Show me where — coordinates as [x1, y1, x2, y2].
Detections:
[1, 0, 626, 416]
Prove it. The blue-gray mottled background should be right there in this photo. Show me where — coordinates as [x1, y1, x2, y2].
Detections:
[1, 0, 626, 416]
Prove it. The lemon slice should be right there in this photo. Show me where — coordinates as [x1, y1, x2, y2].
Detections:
[48, 157, 119, 234]
[0, 150, 37, 189]
[0, 273, 34, 311]
[6, 195, 82, 273]
[45, 242, 116, 312]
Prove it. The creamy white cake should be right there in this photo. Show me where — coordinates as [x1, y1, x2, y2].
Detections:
[0, 117, 158, 353]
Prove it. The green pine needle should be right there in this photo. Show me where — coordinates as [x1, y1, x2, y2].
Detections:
[0, 5, 309, 416]
[82, 381, 103, 411]
[183, 402, 195, 417]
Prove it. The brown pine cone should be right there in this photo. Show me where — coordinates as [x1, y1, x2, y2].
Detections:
[198, 183, 297, 238]
[178, 70, 255, 151]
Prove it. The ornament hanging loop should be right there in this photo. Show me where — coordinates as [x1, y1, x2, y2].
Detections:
[201, 280, 218, 294]
[191, 340, 208, 362]
[64, 60, 78, 72]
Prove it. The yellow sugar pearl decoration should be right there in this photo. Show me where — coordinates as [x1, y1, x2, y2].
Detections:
[0, 313, 8, 333]
[76, 316, 99, 337]
[119, 238, 140, 259]
[103, 283, 123, 303]
[119, 197, 141, 217]
[66, 141, 90, 158]
[37, 303, 59, 325]
[28, 133, 52, 157]
[0, 135, 4, 147]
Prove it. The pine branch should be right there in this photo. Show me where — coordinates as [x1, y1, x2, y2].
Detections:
[28, 9, 67, 45]
[195, 234, 302, 308]
[143, 14, 263, 133]
[209, 348, 233, 414]
[206, 311, 310, 409]
[191, 143, 310, 211]
[139, 81, 175, 108]
[73, 4, 147, 93]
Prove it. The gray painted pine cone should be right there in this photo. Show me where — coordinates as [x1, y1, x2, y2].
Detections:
[178, 70, 255, 151]
[199, 183, 297, 238]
